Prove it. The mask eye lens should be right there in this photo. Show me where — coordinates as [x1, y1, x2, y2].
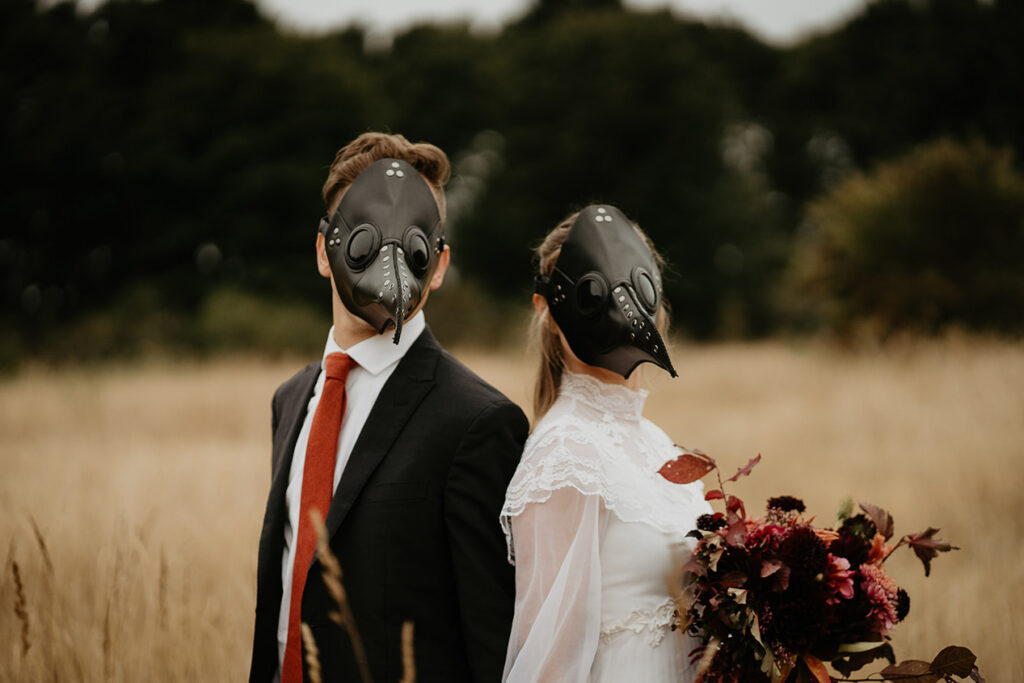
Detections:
[406, 231, 431, 275]
[575, 275, 608, 317]
[345, 225, 379, 270]
[635, 270, 658, 313]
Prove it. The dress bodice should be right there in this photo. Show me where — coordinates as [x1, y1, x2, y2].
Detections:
[501, 372, 712, 682]
[502, 371, 709, 559]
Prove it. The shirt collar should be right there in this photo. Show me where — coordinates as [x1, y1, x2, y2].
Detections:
[321, 311, 426, 376]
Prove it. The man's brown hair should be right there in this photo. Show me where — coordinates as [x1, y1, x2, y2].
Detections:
[322, 132, 451, 218]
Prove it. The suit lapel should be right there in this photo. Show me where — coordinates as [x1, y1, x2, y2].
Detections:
[256, 361, 319, 604]
[324, 329, 441, 540]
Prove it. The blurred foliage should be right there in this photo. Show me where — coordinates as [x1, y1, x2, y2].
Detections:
[784, 138, 1024, 338]
[2, 0, 1022, 365]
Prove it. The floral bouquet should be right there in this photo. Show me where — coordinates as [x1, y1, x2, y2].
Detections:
[659, 450, 982, 683]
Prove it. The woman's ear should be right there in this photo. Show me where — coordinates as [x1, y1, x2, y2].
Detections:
[532, 293, 547, 316]
[533, 293, 558, 331]
[315, 233, 331, 278]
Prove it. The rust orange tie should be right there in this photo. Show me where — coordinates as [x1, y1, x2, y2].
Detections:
[282, 352, 355, 682]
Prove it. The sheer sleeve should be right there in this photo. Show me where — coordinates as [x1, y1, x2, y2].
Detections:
[502, 487, 607, 683]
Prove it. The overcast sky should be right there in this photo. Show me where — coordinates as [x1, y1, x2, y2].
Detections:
[254, 0, 868, 44]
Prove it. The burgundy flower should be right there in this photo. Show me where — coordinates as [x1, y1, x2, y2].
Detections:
[697, 513, 728, 532]
[744, 523, 784, 552]
[779, 525, 829, 580]
[896, 588, 911, 621]
[830, 515, 877, 568]
[767, 495, 806, 513]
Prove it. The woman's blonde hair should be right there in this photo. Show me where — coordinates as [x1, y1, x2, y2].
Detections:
[531, 210, 671, 420]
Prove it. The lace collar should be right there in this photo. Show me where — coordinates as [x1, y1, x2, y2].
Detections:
[559, 372, 648, 421]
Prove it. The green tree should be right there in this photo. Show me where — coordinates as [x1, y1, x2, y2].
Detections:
[784, 138, 1024, 337]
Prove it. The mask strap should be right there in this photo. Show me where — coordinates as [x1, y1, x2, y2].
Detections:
[317, 216, 330, 235]
[533, 274, 550, 295]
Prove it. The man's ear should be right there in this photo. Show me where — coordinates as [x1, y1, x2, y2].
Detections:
[316, 232, 331, 278]
[428, 245, 451, 291]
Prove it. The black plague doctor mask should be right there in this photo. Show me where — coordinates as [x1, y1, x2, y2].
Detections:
[535, 204, 677, 378]
[319, 158, 445, 344]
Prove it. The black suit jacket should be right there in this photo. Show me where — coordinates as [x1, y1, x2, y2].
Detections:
[249, 328, 528, 683]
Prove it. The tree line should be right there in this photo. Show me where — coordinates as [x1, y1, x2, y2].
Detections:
[2, 0, 1022, 362]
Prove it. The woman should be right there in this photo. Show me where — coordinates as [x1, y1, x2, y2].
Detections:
[501, 205, 711, 682]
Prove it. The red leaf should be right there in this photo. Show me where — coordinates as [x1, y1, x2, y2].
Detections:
[724, 453, 761, 483]
[725, 495, 746, 517]
[881, 660, 939, 682]
[906, 527, 958, 577]
[725, 518, 748, 546]
[659, 452, 716, 485]
[801, 654, 831, 683]
[859, 501, 895, 540]
[929, 645, 976, 677]
[771, 564, 791, 591]
[720, 571, 747, 588]
[705, 490, 725, 501]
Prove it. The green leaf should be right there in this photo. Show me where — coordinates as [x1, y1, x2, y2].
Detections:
[831, 642, 894, 678]
[838, 641, 887, 654]
[837, 497, 854, 521]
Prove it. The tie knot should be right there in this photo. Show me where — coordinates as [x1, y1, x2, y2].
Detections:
[324, 352, 355, 382]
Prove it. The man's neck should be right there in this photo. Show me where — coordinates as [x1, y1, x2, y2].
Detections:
[331, 297, 379, 350]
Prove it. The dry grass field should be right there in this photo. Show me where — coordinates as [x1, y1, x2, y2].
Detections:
[1, 337, 1022, 681]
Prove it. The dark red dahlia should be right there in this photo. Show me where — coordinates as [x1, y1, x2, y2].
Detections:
[779, 525, 830, 579]
[838, 514, 877, 541]
[767, 495, 806, 513]
[896, 588, 910, 621]
[829, 515, 877, 568]
[697, 513, 728, 532]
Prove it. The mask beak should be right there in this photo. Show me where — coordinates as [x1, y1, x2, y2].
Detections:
[383, 242, 415, 344]
[619, 286, 677, 379]
[349, 242, 416, 344]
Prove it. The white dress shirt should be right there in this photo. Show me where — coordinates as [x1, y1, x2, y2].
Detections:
[276, 311, 426, 671]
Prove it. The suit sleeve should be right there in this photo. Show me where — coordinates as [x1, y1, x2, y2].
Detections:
[270, 390, 281, 474]
[444, 399, 529, 683]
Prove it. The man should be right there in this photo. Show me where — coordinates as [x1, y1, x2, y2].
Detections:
[249, 132, 528, 683]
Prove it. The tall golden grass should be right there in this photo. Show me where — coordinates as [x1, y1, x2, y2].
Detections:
[1, 337, 1021, 681]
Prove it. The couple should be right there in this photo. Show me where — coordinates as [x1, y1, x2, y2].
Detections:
[248, 132, 711, 683]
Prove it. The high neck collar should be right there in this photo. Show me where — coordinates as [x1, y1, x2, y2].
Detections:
[560, 371, 648, 421]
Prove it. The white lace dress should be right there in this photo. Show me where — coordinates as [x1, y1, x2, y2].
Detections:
[501, 372, 712, 682]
